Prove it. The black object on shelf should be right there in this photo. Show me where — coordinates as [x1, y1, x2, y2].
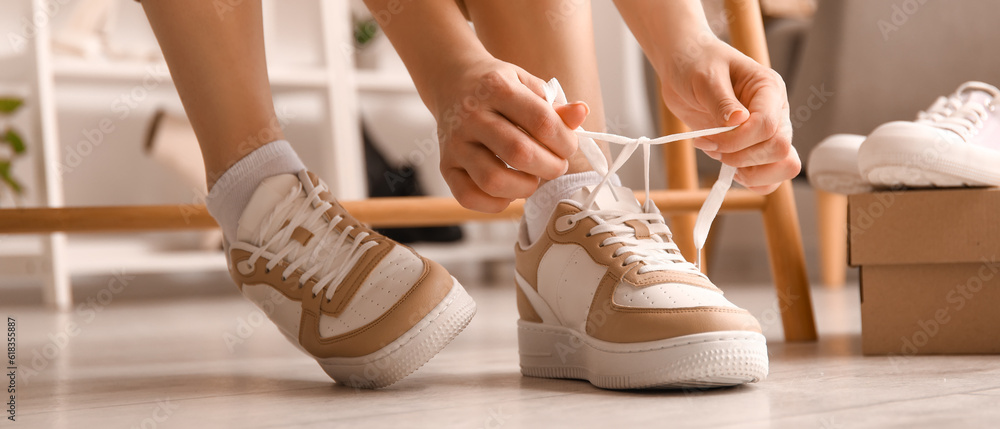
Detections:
[363, 123, 463, 244]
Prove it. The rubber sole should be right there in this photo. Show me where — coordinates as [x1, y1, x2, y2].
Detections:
[518, 321, 768, 389]
[865, 165, 981, 188]
[317, 278, 476, 389]
[808, 171, 873, 195]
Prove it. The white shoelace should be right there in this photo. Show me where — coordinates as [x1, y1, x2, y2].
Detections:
[246, 180, 379, 300]
[543, 78, 737, 272]
[916, 96, 963, 124]
[924, 82, 999, 142]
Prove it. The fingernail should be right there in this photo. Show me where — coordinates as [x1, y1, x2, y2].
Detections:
[723, 109, 747, 123]
[571, 101, 590, 116]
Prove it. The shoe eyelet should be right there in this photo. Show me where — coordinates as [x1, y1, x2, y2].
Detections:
[281, 276, 287, 282]
[236, 260, 255, 276]
[555, 215, 576, 232]
[264, 267, 271, 274]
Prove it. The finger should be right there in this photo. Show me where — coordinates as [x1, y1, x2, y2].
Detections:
[490, 73, 578, 160]
[709, 83, 787, 154]
[717, 134, 791, 168]
[699, 71, 749, 127]
[554, 102, 589, 130]
[733, 145, 802, 188]
[516, 68, 548, 99]
[692, 136, 719, 152]
[746, 183, 782, 195]
[442, 168, 514, 213]
[459, 142, 540, 199]
[474, 111, 569, 180]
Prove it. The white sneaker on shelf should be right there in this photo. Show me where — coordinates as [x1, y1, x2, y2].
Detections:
[859, 81, 1000, 188]
[226, 170, 476, 388]
[806, 134, 871, 194]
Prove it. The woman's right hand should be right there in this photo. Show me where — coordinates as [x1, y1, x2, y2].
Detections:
[429, 58, 589, 213]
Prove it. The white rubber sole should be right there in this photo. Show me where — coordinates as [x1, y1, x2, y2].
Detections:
[865, 165, 979, 188]
[808, 171, 873, 195]
[518, 321, 768, 389]
[317, 278, 476, 389]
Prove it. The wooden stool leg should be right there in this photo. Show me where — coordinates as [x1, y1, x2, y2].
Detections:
[816, 189, 848, 288]
[762, 181, 818, 341]
[725, 0, 817, 341]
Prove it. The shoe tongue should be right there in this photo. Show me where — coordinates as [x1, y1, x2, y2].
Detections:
[569, 183, 643, 213]
[236, 174, 302, 243]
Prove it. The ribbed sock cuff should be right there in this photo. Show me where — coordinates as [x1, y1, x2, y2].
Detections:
[523, 171, 621, 243]
[205, 140, 305, 243]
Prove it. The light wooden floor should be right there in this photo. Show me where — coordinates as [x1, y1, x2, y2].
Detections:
[5, 272, 1000, 428]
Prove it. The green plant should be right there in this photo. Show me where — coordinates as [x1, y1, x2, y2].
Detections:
[0, 96, 27, 204]
[353, 18, 379, 47]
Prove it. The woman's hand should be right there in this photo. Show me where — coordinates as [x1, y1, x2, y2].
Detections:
[659, 40, 799, 194]
[429, 58, 589, 212]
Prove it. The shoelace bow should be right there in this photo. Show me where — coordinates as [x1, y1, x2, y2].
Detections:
[247, 180, 378, 301]
[920, 82, 999, 142]
[543, 78, 737, 273]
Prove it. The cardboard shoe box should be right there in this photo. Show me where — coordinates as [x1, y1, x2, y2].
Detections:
[848, 188, 1000, 355]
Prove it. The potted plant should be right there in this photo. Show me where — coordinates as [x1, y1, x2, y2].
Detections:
[0, 95, 26, 207]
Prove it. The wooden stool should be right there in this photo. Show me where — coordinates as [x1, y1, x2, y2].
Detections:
[658, 0, 818, 341]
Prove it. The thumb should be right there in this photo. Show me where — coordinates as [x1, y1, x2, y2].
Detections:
[554, 101, 589, 129]
[708, 81, 749, 126]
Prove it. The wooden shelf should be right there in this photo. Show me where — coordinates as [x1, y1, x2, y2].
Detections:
[51, 56, 416, 92]
[51, 56, 332, 89]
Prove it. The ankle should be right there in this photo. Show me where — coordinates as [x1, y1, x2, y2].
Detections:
[524, 172, 621, 243]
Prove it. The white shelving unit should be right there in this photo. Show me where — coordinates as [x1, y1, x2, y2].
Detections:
[5, 0, 514, 310]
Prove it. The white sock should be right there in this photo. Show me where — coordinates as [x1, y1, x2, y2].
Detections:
[205, 140, 305, 244]
[523, 171, 621, 244]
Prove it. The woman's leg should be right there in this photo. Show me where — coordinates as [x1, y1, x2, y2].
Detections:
[139, 1, 476, 388]
[141, 0, 283, 187]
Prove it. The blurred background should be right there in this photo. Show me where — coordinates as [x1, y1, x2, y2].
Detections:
[2, 0, 999, 305]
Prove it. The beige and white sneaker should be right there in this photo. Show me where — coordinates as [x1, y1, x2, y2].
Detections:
[226, 170, 476, 388]
[516, 78, 769, 389]
[514, 184, 768, 389]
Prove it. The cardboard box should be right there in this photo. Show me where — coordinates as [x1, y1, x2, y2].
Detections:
[848, 188, 1000, 355]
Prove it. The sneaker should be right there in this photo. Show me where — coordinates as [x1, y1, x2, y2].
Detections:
[806, 82, 981, 194]
[226, 170, 476, 388]
[514, 79, 769, 389]
[806, 134, 871, 194]
[858, 81, 1000, 188]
